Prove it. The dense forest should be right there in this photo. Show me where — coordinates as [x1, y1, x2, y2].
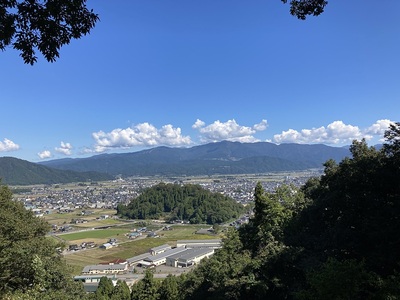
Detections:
[1, 122, 399, 299]
[117, 183, 246, 224]
[0, 182, 88, 299]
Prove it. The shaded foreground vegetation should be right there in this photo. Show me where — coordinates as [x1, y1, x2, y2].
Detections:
[1, 122, 399, 299]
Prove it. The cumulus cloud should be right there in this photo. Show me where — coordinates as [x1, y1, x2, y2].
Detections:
[37, 150, 52, 159]
[273, 120, 394, 145]
[192, 119, 268, 143]
[92, 123, 192, 153]
[364, 119, 393, 138]
[254, 119, 268, 131]
[55, 141, 73, 155]
[0, 138, 20, 152]
[192, 119, 206, 129]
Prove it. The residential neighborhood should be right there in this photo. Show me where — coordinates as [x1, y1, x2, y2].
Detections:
[14, 172, 319, 216]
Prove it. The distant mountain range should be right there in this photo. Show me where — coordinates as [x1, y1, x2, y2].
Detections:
[0, 141, 354, 185]
[39, 141, 351, 177]
[0, 156, 113, 186]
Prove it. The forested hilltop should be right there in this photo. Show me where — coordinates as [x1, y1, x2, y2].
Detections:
[117, 183, 246, 224]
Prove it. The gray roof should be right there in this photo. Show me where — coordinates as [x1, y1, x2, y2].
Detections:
[150, 244, 171, 252]
[127, 253, 150, 264]
[177, 239, 222, 244]
[185, 243, 222, 248]
[167, 248, 214, 261]
[82, 264, 126, 273]
[144, 247, 186, 262]
[178, 248, 214, 261]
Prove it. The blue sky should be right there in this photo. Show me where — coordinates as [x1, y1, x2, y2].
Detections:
[1, 0, 399, 162]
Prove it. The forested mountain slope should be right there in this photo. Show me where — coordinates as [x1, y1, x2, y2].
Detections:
[39, 141, 350, 176]
[0, 156, 112, 185]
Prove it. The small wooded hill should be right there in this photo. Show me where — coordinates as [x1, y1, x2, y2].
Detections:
[0, 157, 113, 185]
[117, 183, 246, 224]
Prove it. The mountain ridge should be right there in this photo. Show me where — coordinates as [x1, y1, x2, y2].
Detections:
[0, 156, 113, 185]
[39, 141, 351, 177]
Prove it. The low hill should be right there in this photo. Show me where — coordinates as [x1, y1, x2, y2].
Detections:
[117, 182, 246, 224]
[0, 157, 113, 185]
[39, 141, 351, 176]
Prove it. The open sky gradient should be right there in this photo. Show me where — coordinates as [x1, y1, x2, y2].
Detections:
[1, 0, 399, 162]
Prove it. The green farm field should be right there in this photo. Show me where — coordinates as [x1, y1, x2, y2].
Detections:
[59, 228, 129, 241]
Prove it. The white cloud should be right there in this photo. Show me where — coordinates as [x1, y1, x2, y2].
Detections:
[253, 119, 268, 131]
[82, 147, 95, 154]
[92, 123, 192, 153]
[55, 141, 73, 155]
[273, 120, 394, 145]
[37, 150, 52, 159]
[192, 119, 205, 129]
[0, 138, 20, 152]
[365, 119, 392, 135]
[192, 119, 268, 143]
[363, 119, 394, 143]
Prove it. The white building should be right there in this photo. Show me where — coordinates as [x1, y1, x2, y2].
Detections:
[82, 263, 128, 275]
[150, 244, 171, 255]
[99, 242, 113, 249]
[176, 239, 222, 249]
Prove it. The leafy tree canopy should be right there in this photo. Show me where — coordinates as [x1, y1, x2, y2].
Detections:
[117, 183, 245, 225]
[0, 0, 98, 64]
[0, 182, 87, 299]
[281, 0, 328, 20]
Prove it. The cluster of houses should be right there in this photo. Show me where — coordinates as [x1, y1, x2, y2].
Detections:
[68, 241, 97, 251]
[75, 239, 222, 291]
[17, 172, 319, 224]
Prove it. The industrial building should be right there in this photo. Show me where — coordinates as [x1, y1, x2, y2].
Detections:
[166, 247, 215, 267]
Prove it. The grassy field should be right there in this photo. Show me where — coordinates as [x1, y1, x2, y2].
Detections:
[63, 224, 221, 275]
[59, 228, 130, 241]
[43, 209, 118, 226]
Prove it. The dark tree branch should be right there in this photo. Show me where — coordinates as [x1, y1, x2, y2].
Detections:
[1, 0, 98, 64]
[281, 0, 328, 20]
